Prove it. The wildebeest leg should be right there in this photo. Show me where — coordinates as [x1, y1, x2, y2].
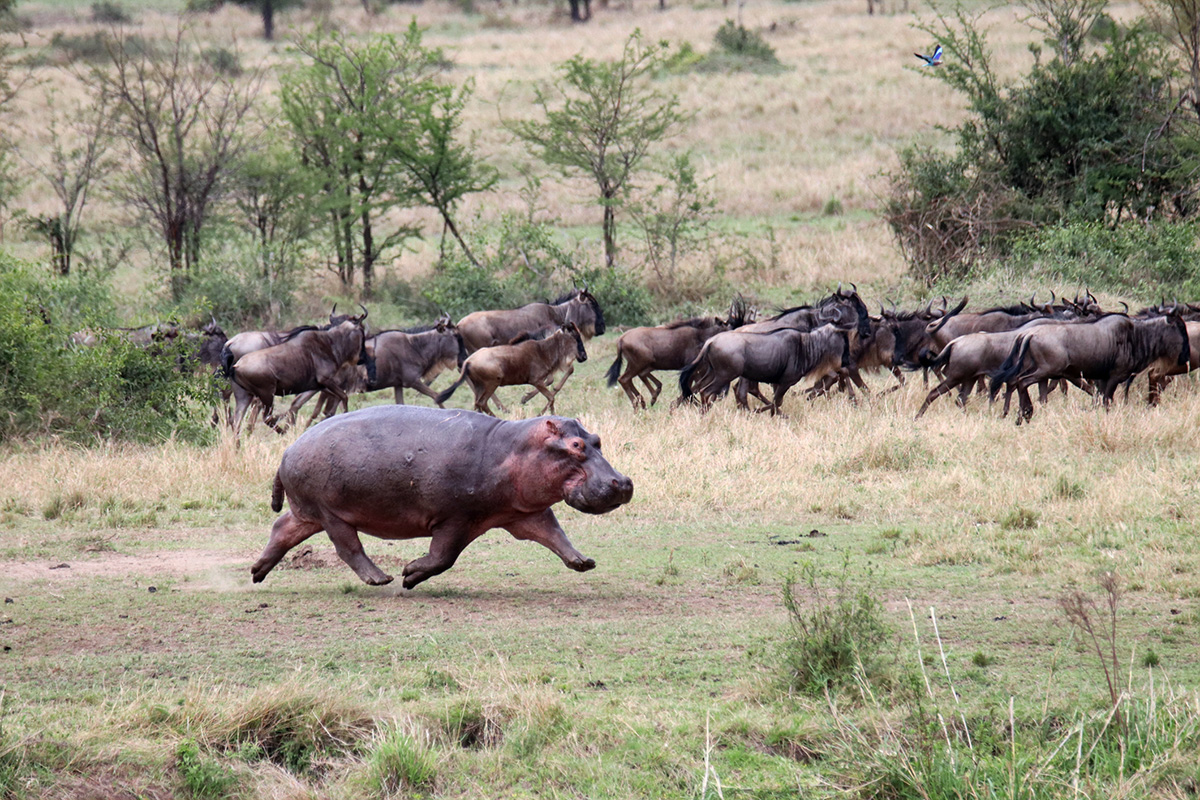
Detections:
[643, 373, 663, 406]
[393, 386, 405, 405]
[745, 380, 772, 409]
[915, 377, 959, 419]
[405, 379, 444, 408]
[769, 384, 792, 416]
[955, 381, 973, 408]
[324, 516, 393, 585]
[531, 382, 558, 414]
[250, 511, 324, 583]
[504, 509, 595, 573]
[617, 371, 646, 409]
[285, 391, 319, 428]
[891, 365, 906, 386]
[522, 364, 575, 404]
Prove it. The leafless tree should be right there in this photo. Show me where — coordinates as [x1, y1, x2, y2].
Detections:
[19, 86, 115, 275]
[95, 25, 262, 299]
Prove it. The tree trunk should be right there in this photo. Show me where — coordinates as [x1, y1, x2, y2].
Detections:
[602, 191, 616, 267]
[262, 0, 275, 41]
[360, 206, 374, 298]
[439, 208, 482, 268]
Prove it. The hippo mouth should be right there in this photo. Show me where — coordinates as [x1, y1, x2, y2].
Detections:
[564, 474, 634, 515]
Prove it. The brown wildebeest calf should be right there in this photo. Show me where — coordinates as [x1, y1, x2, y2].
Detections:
[436, 323, 588, 416]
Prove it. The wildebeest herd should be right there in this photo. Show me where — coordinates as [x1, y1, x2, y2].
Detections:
[71, 285, 1200, 586]
[76, 285, 1200, 429]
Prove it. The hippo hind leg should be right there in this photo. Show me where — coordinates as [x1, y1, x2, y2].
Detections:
[324, 517, 394, 586]
[251, 511, 324, 583]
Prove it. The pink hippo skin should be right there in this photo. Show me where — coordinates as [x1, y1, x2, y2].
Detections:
[250, 405, 633, 589]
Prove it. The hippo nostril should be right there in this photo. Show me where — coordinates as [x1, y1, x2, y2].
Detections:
[611, 479, 620, 489]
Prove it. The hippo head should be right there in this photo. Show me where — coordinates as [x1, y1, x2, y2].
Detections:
[539, 418, 632, 514]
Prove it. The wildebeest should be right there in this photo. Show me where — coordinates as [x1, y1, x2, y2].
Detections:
[679, 323, 856, 415]
[457, 289, 605, 352]
[365, 314, 467, 406]
[731, 287, 871, 409]
[605, 298, 751, 409]
[251, 406, 633, 589]
[436, 323, 587, 416]
[988, 312, 1191, 420]
[229, 309, 372, 433]
[1144, 320, 1200, 404]
[69, 320, 182, 349]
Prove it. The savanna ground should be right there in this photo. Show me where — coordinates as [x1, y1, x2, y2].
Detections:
[4, 0, 1200, 796]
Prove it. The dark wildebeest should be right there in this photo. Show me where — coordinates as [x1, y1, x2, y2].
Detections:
[251, 406, 633, 589]
[436, 323, 588, 416]
[988, 312, 1191, 421]
[220, 306, 367, 429]
[364, 314, 468, 406]
[732, 286, 871, 408]
[605, 298, 750, 409]
[229, 309, 372, 434]
[457, 289, 605, 353]
[1143, 321, 1200, 404]
[678, 323, 856, 415]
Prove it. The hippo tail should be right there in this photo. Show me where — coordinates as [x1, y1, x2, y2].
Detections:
[435, 364, 470, 406]
[605, 345, 623, 388]
[270, 471, 285, 513]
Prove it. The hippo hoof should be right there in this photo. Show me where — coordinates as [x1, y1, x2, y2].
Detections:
[570, 557, 596, 573]
[365, 573, 394, 586]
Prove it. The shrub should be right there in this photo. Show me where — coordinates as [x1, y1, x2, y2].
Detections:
[888, 4, 1194, 283]
[713, 21, 778, 63]
[201, 46, 241, 77]
[778, 560, 890, 697]
[90, 0, 131, 23]
[1000, 507, 1040, 530]
[0, 256, 211, 443]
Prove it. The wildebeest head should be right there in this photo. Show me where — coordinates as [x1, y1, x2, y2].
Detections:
[539, 417, 633, 514]
[560, 289, 605, 339]
[562, 322, 588, 362]
[437, 314, 469, 367]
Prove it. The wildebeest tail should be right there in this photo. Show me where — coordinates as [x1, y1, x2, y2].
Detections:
[220, 344, 236, 377]
[679, 356, 702, 400]
[988, 335, 1030, 402]
[605, 345, 623, 388]
[919, 343, 953, 371]
[435, 364, 471, 406]
[270, 471, 285, 513]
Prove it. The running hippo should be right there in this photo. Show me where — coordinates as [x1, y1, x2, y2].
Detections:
[250, 405, 634, 589]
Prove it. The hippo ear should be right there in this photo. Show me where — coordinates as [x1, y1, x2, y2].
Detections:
[542, 418, 565, 439]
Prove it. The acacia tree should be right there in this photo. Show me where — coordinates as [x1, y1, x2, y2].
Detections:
[281, 23, 493, 295]
[508, 32, 687, 267]
[97, 26, 261, 300]
[19, 87, 114, 275]
[227, 139, 315, 283]
[1142, 0, 1200, 120]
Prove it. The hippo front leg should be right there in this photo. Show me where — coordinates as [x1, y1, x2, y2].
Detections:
[504, 509, 595, 573]
[324, 517, 394, 585]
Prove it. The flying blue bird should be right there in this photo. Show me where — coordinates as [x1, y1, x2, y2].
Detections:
[915, 45, 943, 67]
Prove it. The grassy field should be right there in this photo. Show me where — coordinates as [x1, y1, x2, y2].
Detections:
[5, 0, 1200, 796]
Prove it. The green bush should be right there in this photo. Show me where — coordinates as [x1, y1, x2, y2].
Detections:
[713, 21, 778, 63]
[1008, 221, 1200, 299]
[0, 256, 211, 443]
[888, 5, 1194, 283]
[90, 0, 130, 23]
[778, 560, 890, 697]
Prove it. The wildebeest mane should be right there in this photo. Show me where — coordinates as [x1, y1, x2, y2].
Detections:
[508, 326, 557, 345]
[979, 303, 1034, 315]
[552, 289, 580, 305]
[280, 324, 320, 343]
[767, 304, 814, 320]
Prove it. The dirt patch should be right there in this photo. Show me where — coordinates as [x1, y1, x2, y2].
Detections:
[6, 549, 246, 582]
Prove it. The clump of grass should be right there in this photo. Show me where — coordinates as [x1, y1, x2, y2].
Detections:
[655, 549, 681, 586]
[1143, 648, 1160, 668]
[42, 489, 86, 520]
[834, 439, 932, 474]
[424, 668, 459, 691]
[1051, 474, 1087, 500]
[999, 507, 1039, 530]
[822, 195, 844, 216]
[971, 651, 994, 668]
[176, 739, 238, 799]
[778, 560, 890, 697]
[722, 557, 760, 585]
[442, 699, 502, 749]
[140, 681, 375, 775]
[357, 726, 437, 796]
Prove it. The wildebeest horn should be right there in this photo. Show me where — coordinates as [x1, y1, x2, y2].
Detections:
[357, 302, 369, 321]
[1119, 301, 1129, 314]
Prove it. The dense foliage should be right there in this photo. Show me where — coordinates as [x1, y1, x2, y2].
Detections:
[887, 2, 1200, 285]
[0, 256, 211, 443]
